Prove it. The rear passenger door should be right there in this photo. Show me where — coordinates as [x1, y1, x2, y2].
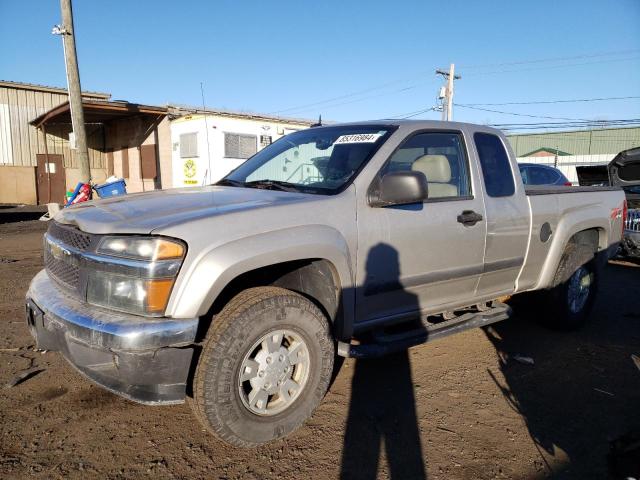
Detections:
[355, 130, 487, 328]
[473, 132, 530, 297]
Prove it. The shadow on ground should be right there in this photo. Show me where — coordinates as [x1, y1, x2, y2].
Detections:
[340, 243, 427, 480]
[486, 261, 640, 479]
[338, 258, 640, 479]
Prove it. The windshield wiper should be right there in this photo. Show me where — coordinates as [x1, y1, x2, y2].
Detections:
[243, 180, 301, 192]
[216, 178, 246, 187]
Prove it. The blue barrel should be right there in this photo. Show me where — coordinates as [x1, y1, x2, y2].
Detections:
[94, 179, 127, 198]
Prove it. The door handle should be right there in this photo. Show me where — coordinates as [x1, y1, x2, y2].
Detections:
[457, 210, 483, 226]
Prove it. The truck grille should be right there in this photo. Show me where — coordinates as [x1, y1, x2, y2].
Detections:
[44, 248, 80, 289]
[44, 222, 94, 296]
[47, 221, 92, 251]
[626, 209, 640, 233]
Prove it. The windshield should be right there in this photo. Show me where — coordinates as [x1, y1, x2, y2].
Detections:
[219, 125, 395, 194]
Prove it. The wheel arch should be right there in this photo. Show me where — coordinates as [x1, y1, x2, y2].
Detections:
[169, 225, 355, 341]
[537, 224, 606, 289]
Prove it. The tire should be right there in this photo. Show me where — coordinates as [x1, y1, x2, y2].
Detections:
[540, 243, 599, 330]
[191, 286, 334, 447]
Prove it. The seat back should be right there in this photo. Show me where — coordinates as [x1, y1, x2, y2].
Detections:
[411, 154, 458, 197]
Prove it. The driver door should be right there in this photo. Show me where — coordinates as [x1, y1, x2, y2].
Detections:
[355, 130, 487, 329]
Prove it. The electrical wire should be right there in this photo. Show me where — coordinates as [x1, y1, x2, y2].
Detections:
[454, 104, 592, 121]
[270, 48, 640, 118]
[269, 73, 434, 115]
[452, 48, 640, 70]
[460, 56, 640, 77]
[463, 96, 640, 106]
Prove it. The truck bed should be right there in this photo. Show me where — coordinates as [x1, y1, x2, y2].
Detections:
[516, 186, 625, 293]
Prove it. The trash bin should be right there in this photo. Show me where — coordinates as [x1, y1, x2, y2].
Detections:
[94, 179, 127, 198]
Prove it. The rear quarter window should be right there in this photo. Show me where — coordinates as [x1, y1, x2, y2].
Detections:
[474, 132, 515, 197]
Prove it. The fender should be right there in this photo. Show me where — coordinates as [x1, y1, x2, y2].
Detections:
[166, 225, 355, 333]
[534, 206, 610, 290]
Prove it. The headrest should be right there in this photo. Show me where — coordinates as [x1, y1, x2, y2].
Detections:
[411, 155, 451, 183]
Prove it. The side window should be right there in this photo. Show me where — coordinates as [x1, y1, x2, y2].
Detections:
[225, 133, 257, 159]
[179, 133, 198, 158]
[474, 132, 515, 197]
[529, 166, 556, 184]
[382, 132, 471, 199]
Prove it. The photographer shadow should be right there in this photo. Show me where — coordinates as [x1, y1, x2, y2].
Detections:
[340, 243, 427, 480]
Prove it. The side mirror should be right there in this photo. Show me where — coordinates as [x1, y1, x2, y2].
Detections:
[369, 171, 429, 207]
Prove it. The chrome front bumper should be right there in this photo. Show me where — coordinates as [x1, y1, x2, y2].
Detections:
[26, 270, 199, 405]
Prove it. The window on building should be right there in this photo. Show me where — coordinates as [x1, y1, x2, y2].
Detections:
[474, 132, 515, 197]
[225, 133, 257, 159]
[260, 135, 272, 148]
[381, 132, 471, 199]
[180, 133, 198, 158]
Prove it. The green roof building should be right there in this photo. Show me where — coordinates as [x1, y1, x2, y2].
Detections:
[505, 126, 640, 184]
[507, 126, 640, 157]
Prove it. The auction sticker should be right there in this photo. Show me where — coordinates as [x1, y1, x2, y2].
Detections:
[334, 132, 384, 144]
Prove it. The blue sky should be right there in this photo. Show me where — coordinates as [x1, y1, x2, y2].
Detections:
[1, 0, 639, 126]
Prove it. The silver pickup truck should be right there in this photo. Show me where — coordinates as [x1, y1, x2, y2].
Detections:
[26, 121, 626, 447]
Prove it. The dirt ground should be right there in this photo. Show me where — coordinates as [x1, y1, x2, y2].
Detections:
[1, 220, 639, 480]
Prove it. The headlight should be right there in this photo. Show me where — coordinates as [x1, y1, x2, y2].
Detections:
[87, 236, 186, 316]
[97, 236, 184, 261]
[87, 272, 175, 315]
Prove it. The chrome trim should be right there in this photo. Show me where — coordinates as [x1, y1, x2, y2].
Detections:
[625, 209, 640, 233]
[83, 251, 183, 278]
[45, 233, 182, 279]
[28, 270, 198, 350]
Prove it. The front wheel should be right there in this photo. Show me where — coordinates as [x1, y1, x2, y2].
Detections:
[191, 287, 334, 447]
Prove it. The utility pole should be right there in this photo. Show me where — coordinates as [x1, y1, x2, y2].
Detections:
[56, 0, 91, 183]
[435, 64, 461, 121]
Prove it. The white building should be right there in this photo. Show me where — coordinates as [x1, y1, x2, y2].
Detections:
[169, 107, 315, 187]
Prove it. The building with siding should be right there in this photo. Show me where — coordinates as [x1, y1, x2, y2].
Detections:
[0, 80, 110, 203]
[0, 80, 316, 204]
[507, 126, 640, 183]
[30, 99, 172, 203]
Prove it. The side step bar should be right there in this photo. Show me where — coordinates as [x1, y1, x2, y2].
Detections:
[337, 302, 512, 358]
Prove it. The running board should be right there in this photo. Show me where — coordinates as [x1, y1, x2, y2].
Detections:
[337, 302, 512, 358]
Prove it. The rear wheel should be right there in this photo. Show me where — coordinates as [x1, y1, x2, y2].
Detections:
[541, 244, 599, 330]
[191, 287, 334, 447]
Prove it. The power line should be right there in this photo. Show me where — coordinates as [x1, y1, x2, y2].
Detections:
[391, 106, 440, 119]
[491, 119, 640, 131]
[454, 103, 591, 121]
[269, 72, 434, 115]
[274, 83, 425, 116]
[452, 48, 640, 70]
[463, 95, 640, 106]
[460, 56, 640, 77]
[270, 48, 640, 117]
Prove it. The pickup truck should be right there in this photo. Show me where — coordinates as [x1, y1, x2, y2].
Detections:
[577, 147, 640, 257]
[26, 120, 627, 447]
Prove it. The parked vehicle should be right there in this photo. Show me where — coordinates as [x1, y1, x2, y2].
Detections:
[609, 148, 640, 257]
[26, 121, 626, 447]
[518, 163, 572, 186]
[576, 147, 640, 258]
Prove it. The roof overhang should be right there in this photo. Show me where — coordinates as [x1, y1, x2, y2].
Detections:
[30, 100, 168, 128]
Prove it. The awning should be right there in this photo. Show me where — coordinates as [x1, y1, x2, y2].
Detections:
[30, 99, 167, 127]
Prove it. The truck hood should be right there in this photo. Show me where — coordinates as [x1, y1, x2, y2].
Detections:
[608, 147, 640, 187]
[55, 186, 316, 235]
[576, 165, 609, 186]
[608, 148, 640, 208]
